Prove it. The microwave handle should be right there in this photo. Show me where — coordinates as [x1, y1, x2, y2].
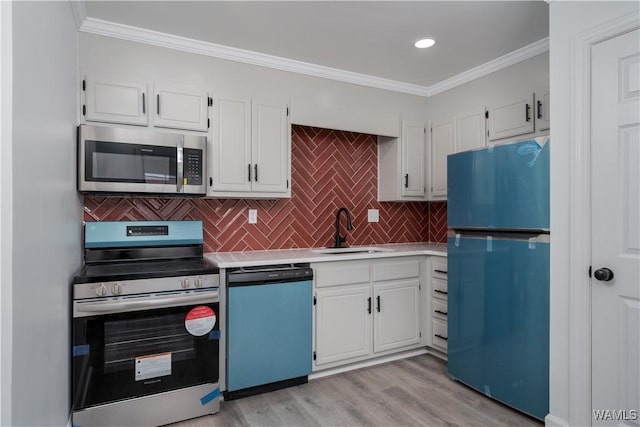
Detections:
[176, 136, 184, 193]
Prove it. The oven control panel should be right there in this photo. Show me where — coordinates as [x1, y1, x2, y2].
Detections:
[73, 274, 220, 300]
[126, 225, 169, 236]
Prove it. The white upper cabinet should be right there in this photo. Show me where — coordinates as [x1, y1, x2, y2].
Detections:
[83, 75, 209, 132]
[210, 96, 252, 193]
[209, 95, 290, 198]
[401, 120, 426, 197]
[456, 110, 486, 153]
[535, 90, 550, 131]
[84, 76, 149, 126]
[153, 83, 209, 132]
[378, 119, 427, 202]
[430, 119, 455, 199]
[487, 93, 535, 141]
[251, 100, 290, 194]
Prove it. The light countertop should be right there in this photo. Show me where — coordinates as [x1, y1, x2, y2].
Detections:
[204, 242, 447, 268]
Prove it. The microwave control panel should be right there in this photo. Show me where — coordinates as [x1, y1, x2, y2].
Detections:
[183, 148, 203, 185]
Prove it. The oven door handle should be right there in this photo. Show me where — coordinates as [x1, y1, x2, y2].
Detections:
[75, 291, 219, 315]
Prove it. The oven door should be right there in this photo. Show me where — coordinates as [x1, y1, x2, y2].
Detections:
[72, 297, 219, 410]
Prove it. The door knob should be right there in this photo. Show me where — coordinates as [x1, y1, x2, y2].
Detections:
[594, 267, 614, 282]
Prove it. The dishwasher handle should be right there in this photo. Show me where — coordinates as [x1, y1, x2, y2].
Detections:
[227, 268, 313, 285]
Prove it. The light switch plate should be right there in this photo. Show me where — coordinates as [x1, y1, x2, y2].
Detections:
[248, 209, 258, 224]
[368, 209, 379, 223]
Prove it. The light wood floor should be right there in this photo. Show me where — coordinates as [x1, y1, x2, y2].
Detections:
[169, 354, 543, 427]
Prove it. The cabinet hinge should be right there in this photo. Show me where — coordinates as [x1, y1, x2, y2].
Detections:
[485, 110, 489, 119]
[208, 97, 213, 107]
[588, 265, 592, 278]
[82, 80, 86, 91]
[207, 118, 210, 129]
[82, 105, 86, 116]
[313, 351, 316, 361]
[313, 295, 316, 305]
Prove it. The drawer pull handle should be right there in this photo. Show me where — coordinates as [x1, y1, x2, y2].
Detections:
[434, 269, 448, 274]
[367, 297, 372, 314]
[376, 295, 381, 313]
[434, 289, 448, 295]
[434, 309, 448, 316]
[435, 334, 448, 341]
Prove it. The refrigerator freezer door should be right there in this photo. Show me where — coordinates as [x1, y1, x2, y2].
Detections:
[447, 138, 550, 230]
[447, 235, 549, 420]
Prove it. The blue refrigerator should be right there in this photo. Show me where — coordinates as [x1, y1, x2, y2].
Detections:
[447, 137, 550, 421]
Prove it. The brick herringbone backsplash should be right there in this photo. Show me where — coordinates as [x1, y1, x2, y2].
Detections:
[83, 125, 447, 252]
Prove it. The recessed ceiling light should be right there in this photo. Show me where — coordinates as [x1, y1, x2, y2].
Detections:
[414, 38, 436, 49]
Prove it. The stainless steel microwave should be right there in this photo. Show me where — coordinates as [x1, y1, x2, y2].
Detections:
[78, 125, 206, 195]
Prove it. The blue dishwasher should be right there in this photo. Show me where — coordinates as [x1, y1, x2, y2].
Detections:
[225, 264, 313, 400]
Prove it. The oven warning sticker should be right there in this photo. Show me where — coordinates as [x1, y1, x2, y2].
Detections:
[185, 305, 216, 336]
[135, 352, 172, 382]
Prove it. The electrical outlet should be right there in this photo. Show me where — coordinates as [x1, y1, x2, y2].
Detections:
[248, 209, 258, 224]
[368, 209, 379, 223]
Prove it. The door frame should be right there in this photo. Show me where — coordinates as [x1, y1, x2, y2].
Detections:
[566, 14, 639, 427]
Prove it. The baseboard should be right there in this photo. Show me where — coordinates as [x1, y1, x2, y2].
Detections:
[545, 413, 570, 427]
[309, 348, 428, 380]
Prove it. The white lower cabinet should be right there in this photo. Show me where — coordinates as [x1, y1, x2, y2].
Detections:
[315, 285, 372, 366]
[313, 257, 423, 370]
[373, 280, 420, 353]
[428, 256, 448, 355]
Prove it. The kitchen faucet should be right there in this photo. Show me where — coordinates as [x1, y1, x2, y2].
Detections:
[333, 207, 354, 248]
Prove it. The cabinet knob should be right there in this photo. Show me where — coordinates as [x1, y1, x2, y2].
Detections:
[594, 268, 614, 282]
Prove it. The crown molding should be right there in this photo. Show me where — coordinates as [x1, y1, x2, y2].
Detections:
[77, 12, 548, 98]
[70, 1, 87, 31]
[425, 37, 549, 96]
[79, 17, 431, 97]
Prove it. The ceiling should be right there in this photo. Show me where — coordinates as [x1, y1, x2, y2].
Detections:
[84, 1, 549, 88]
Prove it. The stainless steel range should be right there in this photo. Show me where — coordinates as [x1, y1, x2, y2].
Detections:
[72, 221, 220, 427]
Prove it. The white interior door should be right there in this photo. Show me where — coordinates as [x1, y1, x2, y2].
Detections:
[591, 28, 640, 427]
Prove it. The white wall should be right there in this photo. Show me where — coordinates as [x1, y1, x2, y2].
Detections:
[548, 2, 640, 427]
[427, 52, 549, 141]
[8, 2, 82, 426]
[0, 1, 13, 424]
[79, 33, 428, 137]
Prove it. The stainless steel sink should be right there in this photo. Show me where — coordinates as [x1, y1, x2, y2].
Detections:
[311, 246, 391, 254]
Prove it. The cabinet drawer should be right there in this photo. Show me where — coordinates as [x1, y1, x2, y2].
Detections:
[372, 259, 420, 282]
[314, 262, 370, 288]
[432, 319, 448, 351]
[432, 299, 448, 320]
[432, 277, 448, 298]
[431, 258, 448, 280]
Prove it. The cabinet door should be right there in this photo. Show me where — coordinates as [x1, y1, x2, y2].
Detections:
[456, 110, 486, 153]
[84, 76, 148, 126]
[315, 285, 372, 366]
[430, 120, 455, 198]
[535, 91, 550, 131]
[153, 83, 209, 131]
[487, 94, 535, 141]
[210, 96, 252, 193]
[401, 120, 425, 197]
[251, 99, 290, 194]
[373, 280, 420, 353]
